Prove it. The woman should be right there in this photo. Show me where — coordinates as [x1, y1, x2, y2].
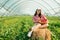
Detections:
[32, 9, 48, 29]
[27, 9, 50, 39]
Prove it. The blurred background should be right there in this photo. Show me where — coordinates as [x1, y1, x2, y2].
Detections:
[0, 0, 60, 40]
[0, 0, 60, 16]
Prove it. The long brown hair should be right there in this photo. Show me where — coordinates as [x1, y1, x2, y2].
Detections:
[34, 9, 41, 18]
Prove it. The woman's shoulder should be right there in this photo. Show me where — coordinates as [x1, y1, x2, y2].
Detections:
[41, 14, 46, 17]
[32, 16, 36, 19]
[33, 15, 37, 18]
[41, 14, 46, 16]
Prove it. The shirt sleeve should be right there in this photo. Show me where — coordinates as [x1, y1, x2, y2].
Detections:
[32, 16, 38, 23]
[43, 15, 47, 21]
[32, 16, 35, 22]
[41, 14, 48, 23]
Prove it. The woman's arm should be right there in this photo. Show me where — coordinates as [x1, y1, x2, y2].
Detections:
[32, 16, 39, 23]
[38, 16, 49, 28]
[39, 20, 48, 24]
[38, 20, 49, 29]
[39, 14, 49, 24]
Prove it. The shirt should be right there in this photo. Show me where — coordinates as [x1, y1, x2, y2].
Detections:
[33, 14, 48, 24]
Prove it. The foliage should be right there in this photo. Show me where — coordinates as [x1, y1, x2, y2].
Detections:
[0, 16, 60, 40]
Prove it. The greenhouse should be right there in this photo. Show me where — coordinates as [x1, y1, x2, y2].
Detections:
[0, 0, 60, 16]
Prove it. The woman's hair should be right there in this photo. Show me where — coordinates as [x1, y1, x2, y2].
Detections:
[34, 9, 41, 18]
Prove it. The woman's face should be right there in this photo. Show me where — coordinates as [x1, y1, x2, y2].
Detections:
[37, 9, 41, 15]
